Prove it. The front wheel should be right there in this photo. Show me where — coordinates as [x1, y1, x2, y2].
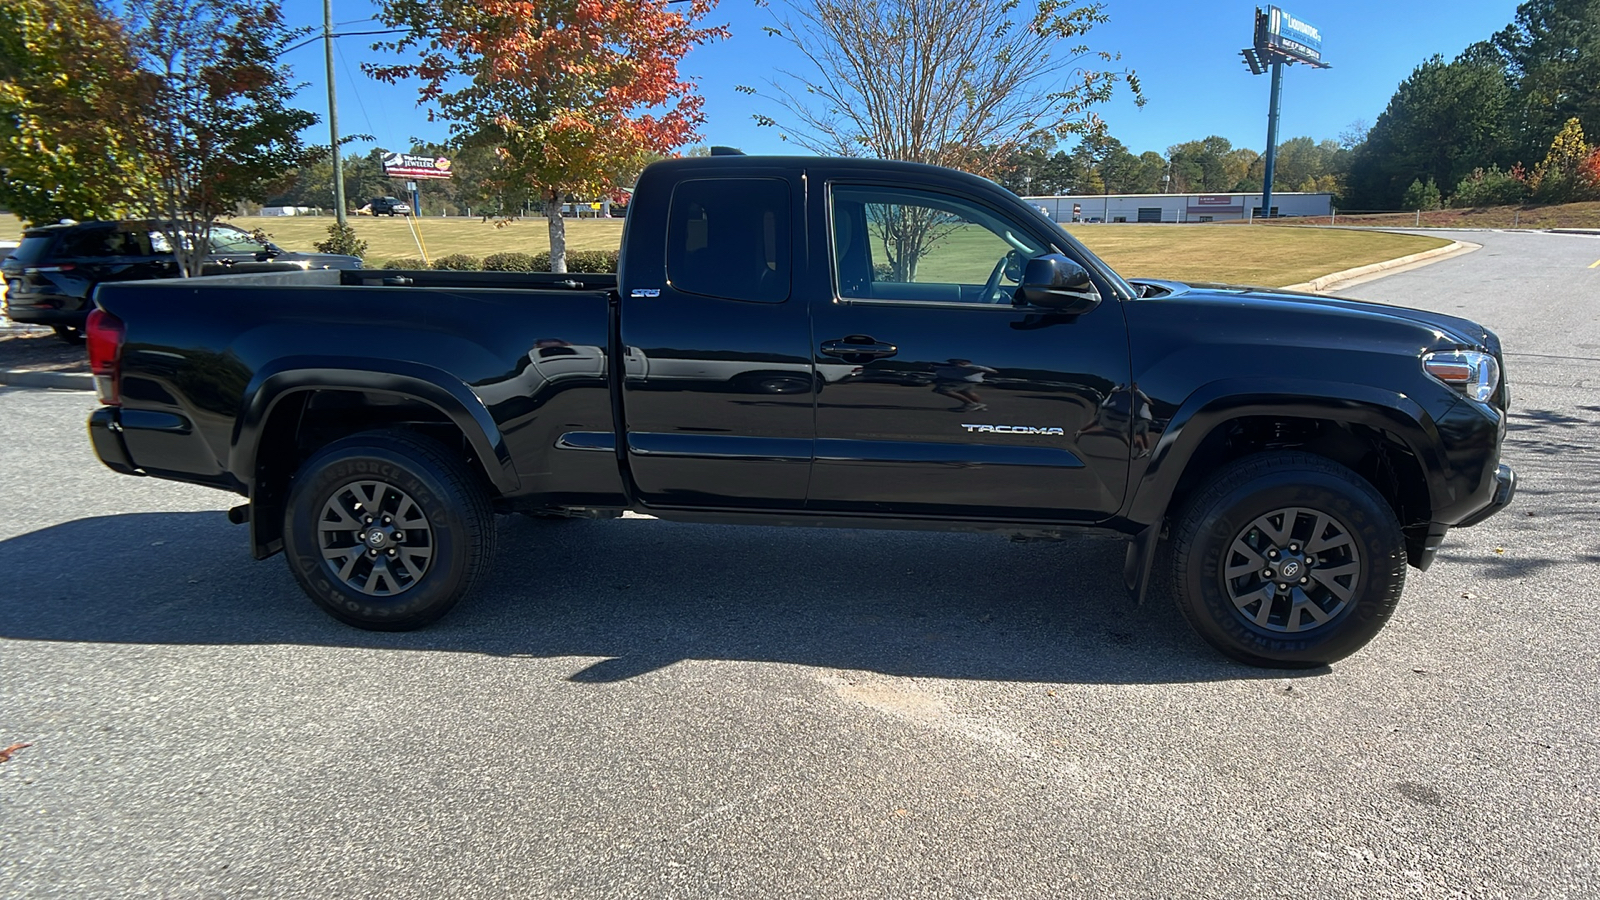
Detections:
[283, 429, 496, 630]
[1168, 452, 1406, 668]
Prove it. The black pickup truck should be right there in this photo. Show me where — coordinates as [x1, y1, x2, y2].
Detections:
[84, 154, 1515, 667]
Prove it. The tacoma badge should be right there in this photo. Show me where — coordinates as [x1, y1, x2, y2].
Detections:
[961, 424, 1066, 435]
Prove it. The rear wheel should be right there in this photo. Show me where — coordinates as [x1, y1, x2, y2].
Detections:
[1168, 452, 1406, 668]
[283, 430, 496, 630]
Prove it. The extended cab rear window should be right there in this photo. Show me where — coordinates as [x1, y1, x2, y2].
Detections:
[666, 178, 790, 303]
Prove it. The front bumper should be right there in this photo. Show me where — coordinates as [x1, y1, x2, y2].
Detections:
[1410, 463, 1516, 570]
[1456, 463, 1517, 529]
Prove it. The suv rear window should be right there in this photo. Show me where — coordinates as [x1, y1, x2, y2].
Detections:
[8, 235, 56, 267]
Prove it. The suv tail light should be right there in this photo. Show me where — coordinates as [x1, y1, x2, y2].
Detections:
[86, 308, 126, 405]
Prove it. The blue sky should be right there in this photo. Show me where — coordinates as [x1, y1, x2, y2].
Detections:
[278, 0, 1523, 159]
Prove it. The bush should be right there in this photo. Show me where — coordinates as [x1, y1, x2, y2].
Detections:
[520, 250, 620, 273]
[483, 252, 538, 272]
[1450, 166, 1530, 208]
[566, 249, 619, 273]
[313, 222, 367, 258]
[431, 253, 483, 270]
[1401, 177, 1442, 211]
[381, 257, 428, 269]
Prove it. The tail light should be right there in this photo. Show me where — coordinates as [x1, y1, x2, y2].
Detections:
[86, 308, 125, 406]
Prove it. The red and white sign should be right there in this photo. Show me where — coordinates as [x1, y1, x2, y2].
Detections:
[382, 152, 453, 180]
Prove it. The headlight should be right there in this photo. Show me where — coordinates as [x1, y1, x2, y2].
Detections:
[1423, 349, 1500, 403]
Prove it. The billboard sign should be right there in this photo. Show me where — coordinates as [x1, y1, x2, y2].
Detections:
[1256, 6, 1324, 66]
[382, 152, 453, 179]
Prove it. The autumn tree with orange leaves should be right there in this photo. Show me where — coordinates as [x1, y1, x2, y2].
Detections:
[369, 0, 727, 273]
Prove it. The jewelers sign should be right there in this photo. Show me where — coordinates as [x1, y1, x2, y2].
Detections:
[382, 152, 453, 179]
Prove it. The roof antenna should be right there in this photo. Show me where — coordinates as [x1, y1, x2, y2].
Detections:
[709, 146, 745, 156]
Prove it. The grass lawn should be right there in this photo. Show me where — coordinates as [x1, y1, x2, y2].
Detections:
[2, 212, 1448, 287]
[241, 215, 626, 265]
[1067, 225, 1449, 287]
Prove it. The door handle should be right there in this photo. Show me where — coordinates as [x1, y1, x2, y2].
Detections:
[820, 336, 898, 359]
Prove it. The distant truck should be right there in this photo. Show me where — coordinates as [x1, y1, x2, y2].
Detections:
[83, 154, 1515, 667]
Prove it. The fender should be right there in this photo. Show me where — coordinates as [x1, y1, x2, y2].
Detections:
[232, 356, 521, 495]
[1123, 377, 1450, 528]
[1116, 378, 1450, 606]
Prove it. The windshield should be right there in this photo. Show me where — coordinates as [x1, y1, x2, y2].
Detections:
[209, 226, 266, 253]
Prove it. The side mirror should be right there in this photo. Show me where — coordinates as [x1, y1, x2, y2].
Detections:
[1018, 254, 1101, 314]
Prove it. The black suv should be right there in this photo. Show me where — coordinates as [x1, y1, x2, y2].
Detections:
[367, 197, 412, 216]
[1, 220, 361, 341]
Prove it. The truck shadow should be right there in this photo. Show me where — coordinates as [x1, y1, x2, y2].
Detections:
[0, 512, 1305, 686]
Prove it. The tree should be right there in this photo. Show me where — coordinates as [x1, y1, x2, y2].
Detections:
[745, 0, 1143, 177]
[1530, 117, 1596, 201]
[1166, 136, 1240, 193]
[1401, 177, 1442, 210]
[368, 0, 726, 273]
[0, 0, 146, 225]
[122, 0, 320, 276]
[1494, 0, 1600, 163]
[1345, 50, 1512, 208]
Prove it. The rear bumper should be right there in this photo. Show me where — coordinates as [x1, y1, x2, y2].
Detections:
[87, 407, 143, 476]
[5, 304, 85, 327]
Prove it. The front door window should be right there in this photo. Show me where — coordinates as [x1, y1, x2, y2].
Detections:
[830, 185, 1050, 305]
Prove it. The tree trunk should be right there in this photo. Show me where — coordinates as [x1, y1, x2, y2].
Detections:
[546, 188, 567, 274]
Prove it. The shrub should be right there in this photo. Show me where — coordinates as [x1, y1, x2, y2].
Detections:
[565, 249, 619, 273]
[314, 222, 367, 258]
[381, 257, 428, 269]
[431, 253, 483, 270]
[483, 252, 538, 272]
[1401, 177, 1442, 211]
[524, 250, 619, 273]
[1450, 166, 1530, 208]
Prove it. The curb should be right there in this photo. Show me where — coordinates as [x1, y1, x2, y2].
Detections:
[1282, 240, 1478, 293]
[0, 369, 93, 391]
[1548, 228, 1600, 236]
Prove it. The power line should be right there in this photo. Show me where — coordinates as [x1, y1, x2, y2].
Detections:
[334, 41, 377, 141]
[284, 28, 407, 55]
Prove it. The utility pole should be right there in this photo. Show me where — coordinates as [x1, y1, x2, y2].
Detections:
[324, 0, 347, 226]
[1261, 56, 1284, 220]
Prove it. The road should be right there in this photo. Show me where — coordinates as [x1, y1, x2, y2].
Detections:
[2, 229, 1597, 899]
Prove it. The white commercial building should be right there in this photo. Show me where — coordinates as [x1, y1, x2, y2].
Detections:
[1023, 191, 1334, 224]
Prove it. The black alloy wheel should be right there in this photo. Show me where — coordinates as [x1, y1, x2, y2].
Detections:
[283, 429, 496, 630]
[1168, 451, 1407, 667]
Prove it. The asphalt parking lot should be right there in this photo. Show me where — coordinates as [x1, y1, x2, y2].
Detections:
[1, 229, 1596, 898]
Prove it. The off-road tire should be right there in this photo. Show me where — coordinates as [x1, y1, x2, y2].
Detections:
[1168, 451, 1406, 668]
[283, 429, 496, 630]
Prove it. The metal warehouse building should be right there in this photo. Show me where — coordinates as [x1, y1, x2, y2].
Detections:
[1023, 192, 1334, 224]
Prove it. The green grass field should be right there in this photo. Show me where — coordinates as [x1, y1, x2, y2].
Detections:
[2, 213, 1448, 287]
